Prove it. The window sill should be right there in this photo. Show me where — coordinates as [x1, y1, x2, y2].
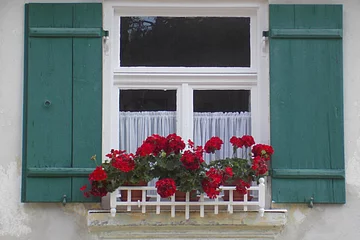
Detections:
[87, 210, 287, 239]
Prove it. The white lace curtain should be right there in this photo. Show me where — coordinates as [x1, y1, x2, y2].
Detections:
[119, 111, 251, 161]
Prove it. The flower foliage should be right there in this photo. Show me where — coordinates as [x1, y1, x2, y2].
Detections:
[82, 133, 273, 200]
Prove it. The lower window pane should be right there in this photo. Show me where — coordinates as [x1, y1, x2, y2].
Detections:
[193, 90, 251, 163]
[119, 90, 177, 195]
[119, 89, 177, 154]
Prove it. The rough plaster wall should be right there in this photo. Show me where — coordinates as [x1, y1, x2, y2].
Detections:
[0, 0, 101, 240]
[1, 0, 360, 239]
[270, 0, 360, 239]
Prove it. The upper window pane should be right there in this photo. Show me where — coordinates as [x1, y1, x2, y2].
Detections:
[120, 17, 250, 67]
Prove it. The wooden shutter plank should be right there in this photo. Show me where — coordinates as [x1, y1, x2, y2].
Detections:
[24, 4, 73, 202]
[72, 3, 103, 202]
[29, 27, 103, 37]
[270, 5, 345, 203]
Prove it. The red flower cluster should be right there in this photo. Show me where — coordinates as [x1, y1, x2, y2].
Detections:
[81, 181, 108, 198]
[230, 135, 255, 149]
[242, 135, 255, 147]
[222, 166, 234, 182]
[135, 142, 154, 157]
[89, 166, 107, 181]
[252, 144, 274, 160]
[204, 137, 224, 153]
[155, 178, 177, 198]
[251, 156, 268, 175]
[136, 134, 167, 156]
[105, 149, 126, 159]
[235, 179, 251, 195]
[201, 168, 224, 199]
[180, 146, 204, 170]
[111, 153, 136, 172]
[136, 133, 185, 157]
[164, 133, 186, 154]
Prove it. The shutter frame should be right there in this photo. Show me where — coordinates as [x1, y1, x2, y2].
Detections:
[270, 4, 345, 204]
[22, 3, 102, 202]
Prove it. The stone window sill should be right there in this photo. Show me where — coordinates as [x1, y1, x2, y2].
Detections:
[88, 210, 287, 239]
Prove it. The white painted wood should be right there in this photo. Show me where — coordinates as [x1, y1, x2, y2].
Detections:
[127, 190, 131, 211]
[200, 194, 205, 217]
[156, 194, 161, 214]
[185, 192, 190, 220]
[259, 178, 266, 217]
[229, 190, 234, 214]
[214, 196, 219, 215]
[244, 194, 248, 211]
[142, 190, 146, 213]
[171, 195, 175, 218]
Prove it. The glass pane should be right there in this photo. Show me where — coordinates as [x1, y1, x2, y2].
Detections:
[193, 90, 251, 163]
[119, 89, 177, 152]
[120, 89, 176, 111]
[120, 17, 250, 67]
[119, 90, 177, 195]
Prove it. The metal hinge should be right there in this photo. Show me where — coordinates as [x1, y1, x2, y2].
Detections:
[262, 31, 269, 38]
[102, 30, 109, 37]
[102, 30, 109, 41]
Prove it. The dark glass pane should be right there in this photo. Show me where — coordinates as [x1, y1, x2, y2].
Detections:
[193, 90, 250, 112]
[120, 17, 250, 67]
[119, 90, 176, 111]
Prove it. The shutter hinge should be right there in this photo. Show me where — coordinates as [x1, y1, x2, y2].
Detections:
[102, 30, 109, 40]
[262, 31, 269, 38]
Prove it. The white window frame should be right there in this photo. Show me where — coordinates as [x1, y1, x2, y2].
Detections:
[102, 0, 270, 154]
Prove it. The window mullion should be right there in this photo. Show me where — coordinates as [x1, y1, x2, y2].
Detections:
[177, 84, 193, 141]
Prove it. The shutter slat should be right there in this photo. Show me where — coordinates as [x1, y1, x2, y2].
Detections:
[71, 3, 103, 202]
[270, 29, 342, 39]
[29, 27, 103, 37]
[27, 168, 95, 177]
[270, 4, 345, 204]
[271, 169, 345, 179]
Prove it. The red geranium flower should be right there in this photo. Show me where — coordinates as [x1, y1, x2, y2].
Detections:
[111, 153, 136, 172]
[142, 134, 167, 155]
[252, 144, 274, 160]
[230, 136, 244, 149]
[136, 142, 154, 157]
[204, 137, 224, 153]
[155, 178, 177, 198]
[201, 179, 221, 199]
[164, 133, 186, 155]
[180, 148, 204, 170]
[202, 168, 224, 199]
[89, 166, 107, 181]
[106, 149, 126, 159]
[236, 179, 250, 195]
[241, 135, 255, 148]
[251, 156, 268, 175]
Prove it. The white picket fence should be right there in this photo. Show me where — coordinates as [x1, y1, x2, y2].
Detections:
[110, 178, 266, 220]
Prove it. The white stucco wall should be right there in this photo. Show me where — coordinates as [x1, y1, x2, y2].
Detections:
[0, 0, 360, 239]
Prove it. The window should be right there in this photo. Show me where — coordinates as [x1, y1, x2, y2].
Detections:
[103, 0, 269, 157]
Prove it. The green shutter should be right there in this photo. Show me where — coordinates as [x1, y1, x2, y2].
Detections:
[22, 3, 102, 202]
[270, 5, 345, 203]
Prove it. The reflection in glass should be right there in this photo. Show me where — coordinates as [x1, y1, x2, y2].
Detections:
[120, 17, 250, 67]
